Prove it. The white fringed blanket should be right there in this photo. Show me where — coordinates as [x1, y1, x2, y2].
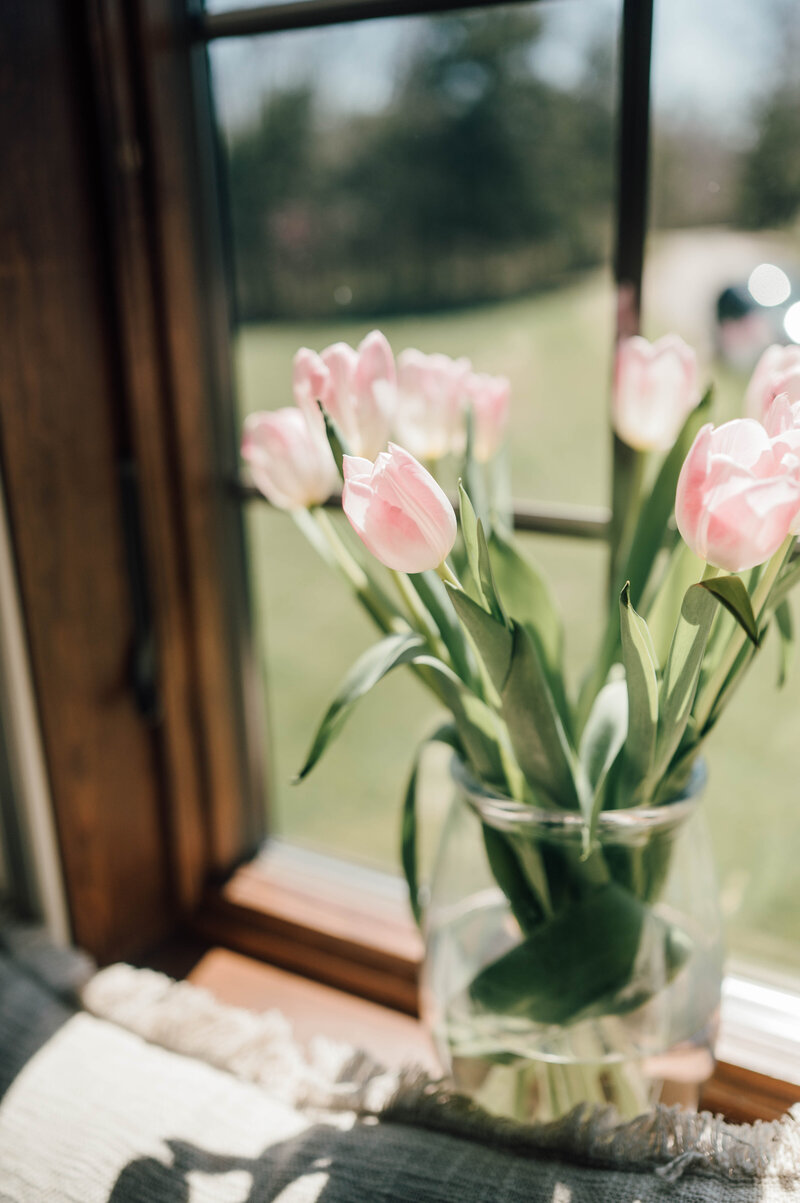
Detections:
[0, 952, 799, 1201]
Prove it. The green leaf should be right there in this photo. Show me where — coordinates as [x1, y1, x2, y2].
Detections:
[500, 621, 580, 809]
[767, 555, 800, 613]
[413, 655, 507, 787]
[694, 567, 757, 703]
[319, 404, 350, 476]
[622, 386, 712, 608]
[293, 509, 402, 636]
[401, 722, 461, 927]
[653, 584, 717, 781]
[775, 599, 794, 688]
[458, 480, 485, 608]
[409, 570, 477, 687]
[645, 541, 705, 668]
[482, 827, 545, 936]
[462, 406, 490, 529]
[619, 583, 659, 804]
[477, 520, 505, 624]
[296, 632, 426, 779]
[487, 527, 570, 736]
[578, 678, 627, 838]
[446, 584, 513, 693]
[469, 883, 691, 1025]
[699, 575, 760, 646]
[458, 483, 504, 622]
[585, 392, 712, 729]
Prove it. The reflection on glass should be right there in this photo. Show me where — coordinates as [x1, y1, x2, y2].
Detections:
[646, 0, 800, 977]
[209, 1, 621, 870]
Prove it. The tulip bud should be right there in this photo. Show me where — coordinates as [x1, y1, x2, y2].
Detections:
[613, 335, 699, 451]
[242, 408, 339, 510]
[676, 419, 800, 572]
[342, 443, 457, 573]
[745, 344, 800, 422]
[292, 347, 330, 423]
[319, 331, 396, 460]
[394, 349, 471, 462]
[461, 370, 511, 462]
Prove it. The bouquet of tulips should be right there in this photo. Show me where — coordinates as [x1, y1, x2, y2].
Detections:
[242, 332, 800, 1032]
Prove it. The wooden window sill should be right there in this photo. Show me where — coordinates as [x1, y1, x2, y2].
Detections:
[187, 946, 799, 1126]
[192, 849, 800, 1125]
[189, 946, 438, 1073]
[196, 845, 422, 1014]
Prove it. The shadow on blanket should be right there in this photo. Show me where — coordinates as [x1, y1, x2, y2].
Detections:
[0, 949, 76, 1101]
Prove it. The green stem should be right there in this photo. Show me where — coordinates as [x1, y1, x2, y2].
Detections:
[608, 439, 646, 608]
[301, 508, 454, 713]
[436, 560, 462, 589]
[693, 537, 794, 732]
[310, 508, 399, 633]
[391, 570, 451, 665]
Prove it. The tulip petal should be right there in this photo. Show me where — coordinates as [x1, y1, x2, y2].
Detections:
[613, 334, 699, 451]
[342, 444, 457, 573]
[242, 408, 338, 509]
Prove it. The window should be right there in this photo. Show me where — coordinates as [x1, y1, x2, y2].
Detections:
[2, 0, 799, 1121]
[196, 0, 800, 1094]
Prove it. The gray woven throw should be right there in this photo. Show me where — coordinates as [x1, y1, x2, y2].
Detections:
[0, 955, 798, 1201]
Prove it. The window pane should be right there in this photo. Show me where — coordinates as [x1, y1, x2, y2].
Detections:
[646, 0, 800, 978]
[210, 1, 621, 870]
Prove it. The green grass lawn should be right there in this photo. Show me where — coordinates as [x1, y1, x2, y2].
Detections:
[236, 250, 800, 978]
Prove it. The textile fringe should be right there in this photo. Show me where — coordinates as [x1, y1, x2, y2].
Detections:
[83, 964, 800, 1183]
[382, 1074, 800, 1183]
[82, 964, 398, 1112]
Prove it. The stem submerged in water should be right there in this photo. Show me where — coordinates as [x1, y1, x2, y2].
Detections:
[469, 1055, 654, 1124]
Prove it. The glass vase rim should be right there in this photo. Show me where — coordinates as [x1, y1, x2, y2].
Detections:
[450, 753, 706, 836]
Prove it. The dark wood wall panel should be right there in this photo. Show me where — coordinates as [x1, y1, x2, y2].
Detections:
[84, 0, 211, 912]
[136, 0, 268, 870]
[0, 2, 172, 959]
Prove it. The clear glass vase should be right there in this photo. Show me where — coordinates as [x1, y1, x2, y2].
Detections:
[422, 756, 723, 1123]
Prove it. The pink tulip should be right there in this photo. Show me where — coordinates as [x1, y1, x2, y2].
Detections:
[292, 347, 330, 421]
[613, 335, 699, 451]
[342, 443, 457, 573]
[745, 344, 800, 422]
[318, 330, 396, 460]
[676, 419, 800, 572]
[461, 370, 511, 462]
[764, 392, 800, 441]
[764, 396, 800, 532]
[394, 350, 472, 461]
[241, 408, 339, 510]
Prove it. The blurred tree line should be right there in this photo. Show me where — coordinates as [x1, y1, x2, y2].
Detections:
[737, 3, 800, 232]
[225, 11, 615, 320]
[653, 3, 800, 237]
[223, 5, 800, 323]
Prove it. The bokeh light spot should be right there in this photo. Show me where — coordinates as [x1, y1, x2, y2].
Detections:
[748, 263, 791, 307]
